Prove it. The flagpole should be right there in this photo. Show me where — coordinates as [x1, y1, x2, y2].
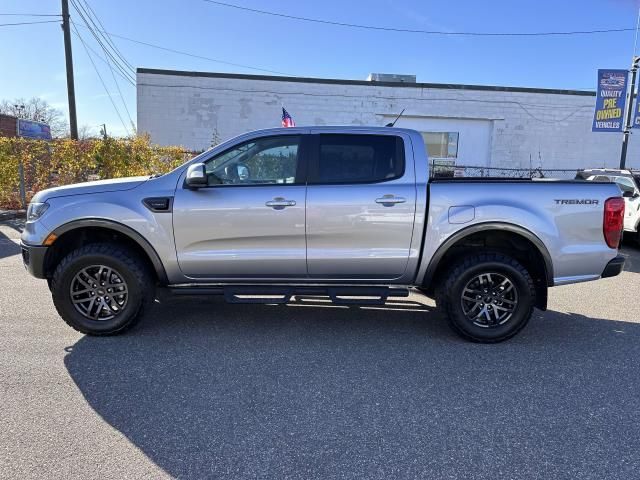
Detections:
[619, 6, 640, 169]
[633, 5, 640, 58]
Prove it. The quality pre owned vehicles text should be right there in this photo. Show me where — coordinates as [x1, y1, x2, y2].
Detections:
[21, 126, 626, 342]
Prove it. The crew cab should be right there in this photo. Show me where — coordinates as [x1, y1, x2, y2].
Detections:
[21, 126, 626, 342]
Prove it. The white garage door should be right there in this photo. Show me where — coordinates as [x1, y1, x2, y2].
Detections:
[392, 116, 493, 167]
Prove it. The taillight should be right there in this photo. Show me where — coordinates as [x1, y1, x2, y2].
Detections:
[603, 197, 625, 249]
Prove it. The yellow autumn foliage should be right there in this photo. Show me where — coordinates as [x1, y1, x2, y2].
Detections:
[0, 136, 194, 209]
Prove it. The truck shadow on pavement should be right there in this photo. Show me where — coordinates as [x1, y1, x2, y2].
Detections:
[620, 244, 640, 274]
[64, 296, 640, 479]
[0, 229, 21, 260]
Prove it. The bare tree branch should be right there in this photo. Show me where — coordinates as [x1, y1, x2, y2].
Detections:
[0, 97, 69, 137]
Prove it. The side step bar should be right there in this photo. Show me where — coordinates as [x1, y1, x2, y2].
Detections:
[167, 285, 409, 306]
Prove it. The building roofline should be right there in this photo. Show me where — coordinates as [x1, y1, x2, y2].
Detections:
[137, 67, 596, 97]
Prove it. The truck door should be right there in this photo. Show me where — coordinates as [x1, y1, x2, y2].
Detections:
[173, 134, 308, 278]
[305, 133, 417, 279]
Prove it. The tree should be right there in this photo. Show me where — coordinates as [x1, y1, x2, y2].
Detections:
[210, 127, 221, 148]
[78, 124, 98, 140]
[0, 97, 69, 138]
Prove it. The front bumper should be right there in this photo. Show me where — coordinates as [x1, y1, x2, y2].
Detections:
[20, 242, 48, 279]
[601, 255, 625, 279]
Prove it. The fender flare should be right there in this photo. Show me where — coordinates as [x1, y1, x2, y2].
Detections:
[50, 219, 168, 283]
[421, 222, 554, 288]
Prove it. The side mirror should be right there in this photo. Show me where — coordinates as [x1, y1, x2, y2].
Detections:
[185, 163, 207, 189]
[622, 190, 638, 198]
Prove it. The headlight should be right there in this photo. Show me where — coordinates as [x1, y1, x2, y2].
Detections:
[26, 202, 49, 222]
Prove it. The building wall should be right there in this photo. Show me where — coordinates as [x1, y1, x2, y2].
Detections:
[137, 70, 640, 170]
[0, 114, 17, 138]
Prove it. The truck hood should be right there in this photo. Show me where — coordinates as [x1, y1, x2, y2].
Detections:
[32, 176, 149, 202]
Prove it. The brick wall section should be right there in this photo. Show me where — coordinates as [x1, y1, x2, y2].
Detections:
[137, 70, 637, 170]
[0, 114, 17, 138]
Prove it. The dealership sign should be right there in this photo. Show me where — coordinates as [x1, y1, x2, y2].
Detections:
[17, 119, 52, 140]
[633, 76, 640, 128]
[592, 69, 628, 132]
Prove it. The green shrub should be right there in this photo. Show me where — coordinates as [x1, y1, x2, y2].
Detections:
[0, 135, 193, 209]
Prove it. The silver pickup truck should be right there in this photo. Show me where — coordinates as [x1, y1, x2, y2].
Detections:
[20, 126, 626, 342]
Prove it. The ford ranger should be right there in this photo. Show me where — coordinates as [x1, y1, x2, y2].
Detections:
[20, 126, 626, 342]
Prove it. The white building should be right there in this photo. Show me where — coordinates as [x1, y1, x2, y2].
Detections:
[137, 68, 640, 170]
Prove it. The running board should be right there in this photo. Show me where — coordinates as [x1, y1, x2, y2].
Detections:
[167, 285, 409, 306]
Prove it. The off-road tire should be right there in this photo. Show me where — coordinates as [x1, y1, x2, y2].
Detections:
[440, 253, 536, 343]
[51, 243, 153, 335]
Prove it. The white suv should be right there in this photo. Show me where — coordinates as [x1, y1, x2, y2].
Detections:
[579, 169, 640, 241]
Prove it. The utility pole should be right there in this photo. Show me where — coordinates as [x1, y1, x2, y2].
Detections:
[61, 0, 78, 140]
[100, 124, 107, 139]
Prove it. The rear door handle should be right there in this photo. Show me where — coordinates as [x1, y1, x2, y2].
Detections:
[266, 197, 296, 209]
[375, 195, 406, 205]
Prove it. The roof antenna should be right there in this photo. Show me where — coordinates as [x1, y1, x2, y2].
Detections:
[386, 108, 405, 127]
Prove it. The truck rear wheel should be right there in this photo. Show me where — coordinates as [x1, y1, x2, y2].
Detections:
[50, 243, 153, 335]
[440, 253, 535, 343]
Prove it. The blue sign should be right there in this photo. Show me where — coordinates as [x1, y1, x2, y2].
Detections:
[592, 69, 628, 132]
[18, 119, 52, 140]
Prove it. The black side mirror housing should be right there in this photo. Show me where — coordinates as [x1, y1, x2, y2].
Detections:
[185, 163, 207, 189]
[622, 190, 636, 198]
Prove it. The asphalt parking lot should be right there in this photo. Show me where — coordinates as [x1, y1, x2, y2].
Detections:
[1, 221, 640, 479]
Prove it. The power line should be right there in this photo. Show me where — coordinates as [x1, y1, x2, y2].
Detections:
[0, 13, 61, 17]
[70, 28, 135, 86]
[85, 31, 136, 128]
[69, 1, 135, 83]
[81, 0, 134, 71]
[71, 20, 136, 83]
[72, 22, 291, 76]
[69, 18, 135, 84]
[72, 22, 130, 135]
[0, 20, 60, 27]
[202, 0, 636, 37]
[108, 70, 135, 130]
[75, 0, 135, 72]
[69, 1, 135, 127]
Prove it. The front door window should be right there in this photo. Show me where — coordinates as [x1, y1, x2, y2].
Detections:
[204, 136, 301, 186]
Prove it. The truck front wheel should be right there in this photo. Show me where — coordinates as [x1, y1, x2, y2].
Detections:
[440, 253, 536, 343]
[50, 243, 153, 335]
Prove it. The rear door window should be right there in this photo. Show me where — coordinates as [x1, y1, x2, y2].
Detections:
[311, 134, 404, 184]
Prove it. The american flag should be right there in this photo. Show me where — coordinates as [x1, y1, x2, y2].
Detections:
[282, 107, 295, 128]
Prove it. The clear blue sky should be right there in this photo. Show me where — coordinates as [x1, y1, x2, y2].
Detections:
[1, 0, 640, 137]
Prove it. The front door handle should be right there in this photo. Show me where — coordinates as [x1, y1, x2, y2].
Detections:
[375, 195, 406, 205]
[266, 197, 296, 209]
